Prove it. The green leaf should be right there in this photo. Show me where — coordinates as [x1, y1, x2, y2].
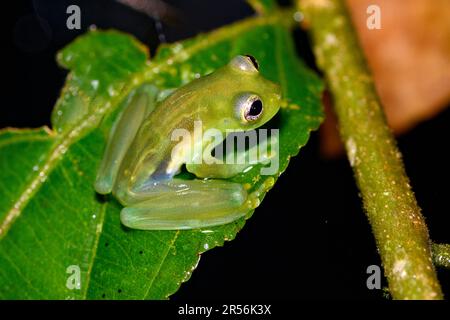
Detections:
[0, 9, 323, 299]
[247, 0, 278, 15]
[52, 30, 149, 134]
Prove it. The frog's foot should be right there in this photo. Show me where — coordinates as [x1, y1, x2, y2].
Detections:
[120, 179, 250, 230]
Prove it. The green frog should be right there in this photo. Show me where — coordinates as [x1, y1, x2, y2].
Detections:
[95, 55, 281, 230]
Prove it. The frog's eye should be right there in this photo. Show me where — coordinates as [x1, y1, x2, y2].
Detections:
[236, 94, 264, 122]
[229, 55, 259, 73]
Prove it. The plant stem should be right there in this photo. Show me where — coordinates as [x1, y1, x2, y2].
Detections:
[432, 243, 450, 269]
[298, 0, 443, 299]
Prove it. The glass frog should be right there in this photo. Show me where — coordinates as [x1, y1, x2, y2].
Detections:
[94, 55, 281, 230]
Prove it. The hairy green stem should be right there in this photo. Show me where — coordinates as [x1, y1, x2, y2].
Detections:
[298, 0, 442, 299]
[432, 243, 450, 269]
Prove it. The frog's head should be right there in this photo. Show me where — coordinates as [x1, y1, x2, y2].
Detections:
[206, 55, 282, 132]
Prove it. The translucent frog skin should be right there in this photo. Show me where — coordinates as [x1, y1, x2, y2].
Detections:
[94, 55, 282, 230]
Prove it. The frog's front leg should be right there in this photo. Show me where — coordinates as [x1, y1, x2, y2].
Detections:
[186, 134, 279, 179]
[120, 178, 250, 230]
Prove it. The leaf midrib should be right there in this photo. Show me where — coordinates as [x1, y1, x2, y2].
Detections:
[82, 201, 107, 298]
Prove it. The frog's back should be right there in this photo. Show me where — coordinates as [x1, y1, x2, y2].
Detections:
[115, 75, 217, 193]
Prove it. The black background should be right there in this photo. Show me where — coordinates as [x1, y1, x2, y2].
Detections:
[4, 0, 450, 300]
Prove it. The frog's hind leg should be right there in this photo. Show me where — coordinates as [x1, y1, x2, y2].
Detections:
[120, 179, 250, 230]
[95, 86, 158, 194]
